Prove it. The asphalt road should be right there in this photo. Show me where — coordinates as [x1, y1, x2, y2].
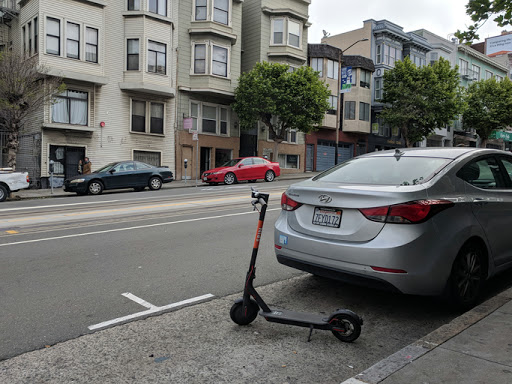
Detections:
[1, 179, 511, 379]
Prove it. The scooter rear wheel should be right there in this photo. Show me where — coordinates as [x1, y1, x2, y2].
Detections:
[230, 299, 259, 325]
[330, 314, 361, 342]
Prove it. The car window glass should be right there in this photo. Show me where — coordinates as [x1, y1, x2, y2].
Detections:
[112, 163, 128, 173]
[458, 157, 505, 189]
[499, 157, 512, 185]
[314, 156, 450, 186]
[124, 162, 135, 171]
[253, 158, 265, 165]
[241, 158, 253, 165]
[135, 161, 152, 170]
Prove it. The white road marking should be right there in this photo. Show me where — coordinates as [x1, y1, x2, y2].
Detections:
[0, 208, 280, 247]
[122, 292, 157, 309]
[88, 293, 214, 330]
[0, 200, 122, 212]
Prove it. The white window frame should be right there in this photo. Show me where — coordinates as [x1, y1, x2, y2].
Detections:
[278, 154, 299, 169]
[126, 38, 140, 71]
[193, 0, 232, 26]
[485, 70, 493, 80]
[327, 59, 338, 80]
[375, 78, 382, 100]
[496, 74, 504, 82]
[191, 41, 231, 78]
[85, 27, 98, 63]
[459, 59, 468, 76]
[148, 0, 168, 16]
[133, 149, 163, 167]
[472, 64, 481, 81]
[189, 101, 230, 136]
[46, 17, 61, 56]
[328, 95, 338, 111]
[66, 21, 80, 60]
[130, 99, 166, 135]
[270, 17, 303, 49]
[51, 89, 89, 126]
[311, 57, 323, 77]
[147, 39, 167, 75]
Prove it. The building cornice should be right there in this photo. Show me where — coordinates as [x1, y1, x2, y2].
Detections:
[261, 6, 308, 23]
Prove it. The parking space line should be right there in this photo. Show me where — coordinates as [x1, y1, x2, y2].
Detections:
[122, 292, 157, 309]
[88, 293, 214, 331]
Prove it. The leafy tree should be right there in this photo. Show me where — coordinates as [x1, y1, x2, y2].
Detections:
[0, 51, 64, 169]
[380, 57, 463, 147]
[463, 77, 512, 147]
[455, 0, 512, 43]
[233, 61, 330, 158]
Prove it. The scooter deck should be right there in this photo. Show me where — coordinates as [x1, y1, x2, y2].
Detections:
[259, 308, 330, 328]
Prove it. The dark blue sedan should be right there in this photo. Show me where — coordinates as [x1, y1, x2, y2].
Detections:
[64, 161, 173, 195]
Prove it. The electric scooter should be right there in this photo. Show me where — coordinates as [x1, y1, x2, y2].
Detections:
[230, 187, 363, 342]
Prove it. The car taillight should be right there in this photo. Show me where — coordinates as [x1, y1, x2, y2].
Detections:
[281, 193, 302, 211]
[359, 200, 454, 224]
[26, 175, 30, 183]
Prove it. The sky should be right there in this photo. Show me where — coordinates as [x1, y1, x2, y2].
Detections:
[308, 0, 507, 44]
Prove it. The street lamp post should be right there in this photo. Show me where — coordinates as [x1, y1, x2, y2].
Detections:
[334, 38, 369, 165]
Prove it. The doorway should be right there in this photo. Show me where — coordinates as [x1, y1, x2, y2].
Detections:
[200, 147, 211, 175]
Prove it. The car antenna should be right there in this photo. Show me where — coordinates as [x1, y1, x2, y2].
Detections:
[394, 148, 405, 161]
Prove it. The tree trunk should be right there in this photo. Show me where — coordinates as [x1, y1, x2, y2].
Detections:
[7, 127, 19, 170]
[479, 138, 488, 149]
[402, 124, 412, 148]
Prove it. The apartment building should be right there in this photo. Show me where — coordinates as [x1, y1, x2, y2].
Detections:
[239, 0, 310, 173]
[4, 0, 177, 187]
[306, 43, 374, 171]
[174, 0, 243, 181]
[322, 19, 432, 151]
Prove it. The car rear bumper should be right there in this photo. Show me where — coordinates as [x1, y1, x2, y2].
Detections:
[274, 213, 459, 296]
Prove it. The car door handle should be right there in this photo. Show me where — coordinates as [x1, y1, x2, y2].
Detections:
[472, 198, 488, 205]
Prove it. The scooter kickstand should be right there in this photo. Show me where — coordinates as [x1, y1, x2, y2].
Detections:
[307, 325, 314, 342]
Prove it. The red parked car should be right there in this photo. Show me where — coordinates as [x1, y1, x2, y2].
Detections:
[202, 157, 281, 185]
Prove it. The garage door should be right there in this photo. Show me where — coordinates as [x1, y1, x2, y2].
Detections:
[316, 144, 353, 171]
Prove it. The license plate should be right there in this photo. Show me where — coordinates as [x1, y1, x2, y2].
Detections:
[312, 207, 342, 228]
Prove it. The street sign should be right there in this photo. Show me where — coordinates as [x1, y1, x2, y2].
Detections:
[341, 66, 352, 93]
[183, 118, 193, 130]
[192, 132, 198, 141]
[490, 130, 512, 141]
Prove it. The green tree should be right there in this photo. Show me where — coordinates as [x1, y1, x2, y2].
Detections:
[233, 61, 330, 158]
[455, 0, 512, 43]
[0, 51, 64, 169]
[463, 77, 512, 147]
[381, 57, 463, 147]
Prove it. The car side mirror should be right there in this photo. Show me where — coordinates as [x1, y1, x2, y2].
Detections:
[238, 164, 244, 168]
[109, 169, 116, 174]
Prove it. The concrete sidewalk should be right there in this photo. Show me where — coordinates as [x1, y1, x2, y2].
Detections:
[8, 172, 319, 201]
[342, 287, 512, 384]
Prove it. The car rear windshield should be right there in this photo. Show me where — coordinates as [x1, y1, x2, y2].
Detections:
[314, 156, 451, 186]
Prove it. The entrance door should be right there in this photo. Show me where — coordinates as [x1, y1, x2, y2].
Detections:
[65, 147, 86, 179]
[200, 147, 211, 175]
[306, 144, 314, 171]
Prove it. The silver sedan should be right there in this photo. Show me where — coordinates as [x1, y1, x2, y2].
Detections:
[274, 148, 512, 309]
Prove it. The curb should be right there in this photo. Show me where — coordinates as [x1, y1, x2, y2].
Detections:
[7, 174, 316, 202]
[340, 287, 512, 384]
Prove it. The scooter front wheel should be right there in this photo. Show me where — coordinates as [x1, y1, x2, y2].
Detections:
[330, 313, 362, 342]
[230, 299, 259, 325]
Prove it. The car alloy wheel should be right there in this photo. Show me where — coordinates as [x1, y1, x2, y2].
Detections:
[0, 184, 7, 202]
[149, 177, 162, 190]
[265, 170, 275, 182]
[224, 172, 236, 185]
[449, 242, 485, 309]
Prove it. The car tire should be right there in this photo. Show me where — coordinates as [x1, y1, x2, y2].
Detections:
[446, 241, 486, 311]
[224, 172, 236, 185]
[264, 170, 275, 182]
[148, 176, 162, 190]
[88, 180, 104, 195]
[0, 184, 8, 202]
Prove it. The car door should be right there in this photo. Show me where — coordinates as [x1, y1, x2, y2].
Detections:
[236, 158, 254, 180]
[134, 161, 154, 186]
[460, 156, 512, 266]
[252, 158, 267, 179]
[102, 162, 135, 189]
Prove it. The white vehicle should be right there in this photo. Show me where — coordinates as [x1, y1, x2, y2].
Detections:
[0, 168, 30, 202]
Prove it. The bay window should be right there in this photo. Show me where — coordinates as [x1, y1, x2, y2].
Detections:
[311, 58, 323, 77]
[271, 17, 302, 48]
[190, 102, 230, 135]
[127, 39, 139, 70]
[194, 0, 230, 25]
[149, 0, 167, 16]
[148, 40, 166, 75]
[192, 42, 230, 78]
[46, 17, 60, 56]
[85, 27, 98, 63]
[66, 22, 80, 59]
